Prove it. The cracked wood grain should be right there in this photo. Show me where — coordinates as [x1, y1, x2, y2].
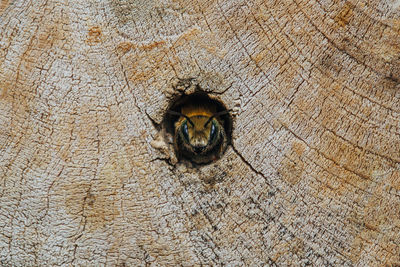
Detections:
[0, 0, 399, 266]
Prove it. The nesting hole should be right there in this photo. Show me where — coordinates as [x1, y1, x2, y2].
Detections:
[164, 91, 232, 164]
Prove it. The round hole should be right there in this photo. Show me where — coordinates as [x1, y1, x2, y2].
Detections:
[164, 91, 232, 164]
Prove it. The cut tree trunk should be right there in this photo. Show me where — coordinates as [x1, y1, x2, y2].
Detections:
[1, 0, 399, 266]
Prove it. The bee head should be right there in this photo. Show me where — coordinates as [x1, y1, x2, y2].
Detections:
[168, 109, 229, 163]
[165, 92, 231, 164]
[178, 115, 221, 154]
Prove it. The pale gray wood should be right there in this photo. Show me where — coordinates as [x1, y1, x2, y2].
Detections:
[1, 0, 399, 266]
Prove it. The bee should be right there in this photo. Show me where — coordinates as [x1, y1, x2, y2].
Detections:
[168, 101, 230, 164]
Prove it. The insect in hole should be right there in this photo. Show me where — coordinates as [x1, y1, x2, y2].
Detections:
[168, 101, 230, 164]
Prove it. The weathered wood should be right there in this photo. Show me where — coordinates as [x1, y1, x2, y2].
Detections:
[1, 0, 399, 265]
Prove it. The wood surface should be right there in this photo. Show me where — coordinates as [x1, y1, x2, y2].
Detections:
[1, 0, 399, 265]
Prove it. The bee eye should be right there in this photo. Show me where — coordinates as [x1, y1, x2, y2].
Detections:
[209, 121, 217, 142]
[181, 120, 189, 141]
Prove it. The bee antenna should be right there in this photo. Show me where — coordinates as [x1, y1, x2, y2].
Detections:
[204, 110, 231, 127]
[167, 110, 194, 126]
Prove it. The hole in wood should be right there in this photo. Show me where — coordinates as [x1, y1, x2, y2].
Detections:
[165, 91, 232, 164]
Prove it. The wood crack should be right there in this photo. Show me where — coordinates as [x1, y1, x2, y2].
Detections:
[231, 144, 271, 187]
